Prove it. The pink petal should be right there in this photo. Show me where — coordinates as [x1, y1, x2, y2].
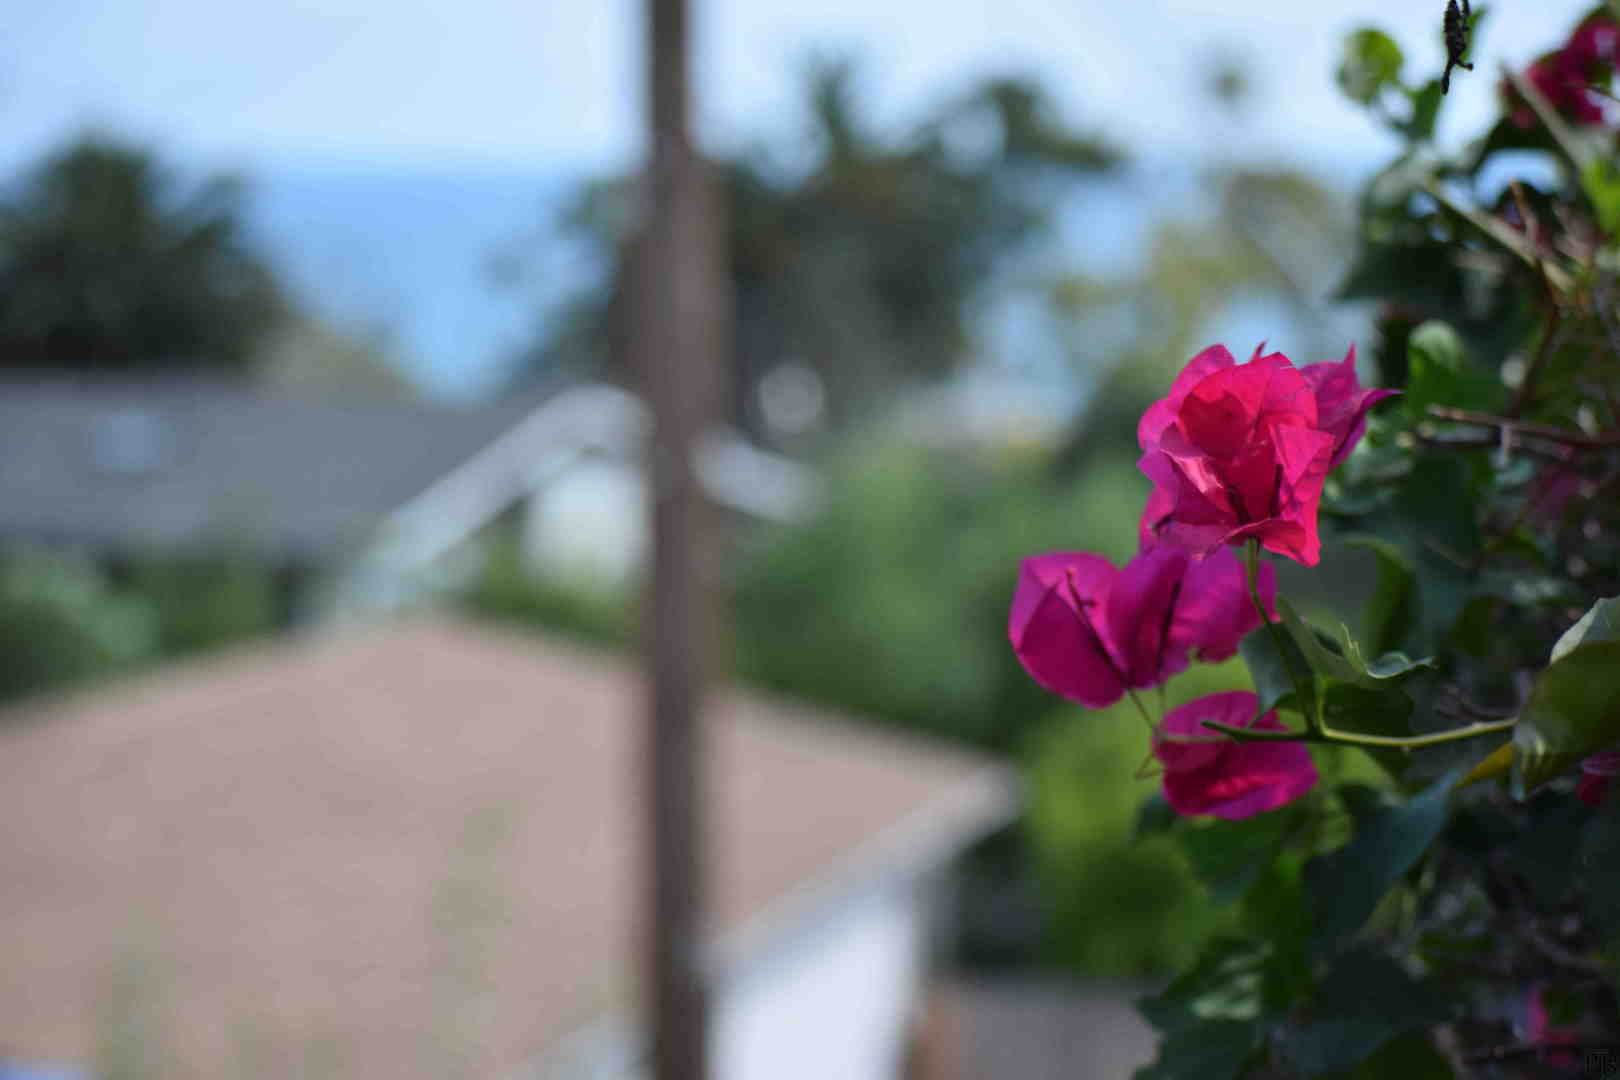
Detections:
[1300, 345, 1399, 469]
[1525, 983, 1583, 1065]
[1154, 692, 1318, 820]
[1172, 547, 1275, 662]
[1578, 773, 1614, 807]
[1154, 690, 1254, 772]
[1175, 355, 1316, 460]
[1009, 554, 1126, 708]
[1178, 384, 1259, 460]
[1138, 450, 1238, 550]
[1246, 353, 1321, 429]
[1138, 484, 1176, 548]
[1581, 747, 1620, 777]
[1568, 16, 1620, 64]
[1267, 420, 1337, 489]
[1138, 345, 1237, 452]
[1189, 741, 1319, 820]
[1010, 552, 1114, 634]
[1103, 544, 1193, 687]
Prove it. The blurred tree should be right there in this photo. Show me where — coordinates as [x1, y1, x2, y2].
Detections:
[256, 313, 412, 399]
[519, 61, 1121, 440]
[0, 136, 284, 374]
[1045, 164, 1358, 474]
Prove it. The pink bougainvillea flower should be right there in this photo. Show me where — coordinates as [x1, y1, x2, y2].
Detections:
[1525, 983, 1585, 1070]
[1577, 747, 1620, 806]
[1530, 451, 1584, 527]
[1507, 18, 1619, 130]
[1136, 485, 1175, 550]
[1009, 546, 1274, 709]
[1138, 344, 1394, 566]
[1153, 691, 1318, 820]
[1567, 14, 1620, 68]
[1299, 345, 1399, 470]
[1526, 56, 1607, 125]
[1138, 346, 1336, 565]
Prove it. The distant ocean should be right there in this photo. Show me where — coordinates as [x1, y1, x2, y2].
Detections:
[235, 156, 1354, 406]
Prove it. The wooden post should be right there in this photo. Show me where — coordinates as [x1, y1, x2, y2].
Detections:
[635, 0, 726, 1077]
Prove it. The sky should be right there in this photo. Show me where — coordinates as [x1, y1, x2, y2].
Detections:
[1, 0, 1598, 178]
[0, 0, 1598, 399]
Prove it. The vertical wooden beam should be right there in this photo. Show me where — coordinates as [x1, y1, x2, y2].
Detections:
[636, 0, 726, 1078]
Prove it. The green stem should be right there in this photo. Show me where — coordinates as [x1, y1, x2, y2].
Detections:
[1201, 715, 1517, 749]
[1126, 689, 1158, 734]
[1245, 540, 1321, 734]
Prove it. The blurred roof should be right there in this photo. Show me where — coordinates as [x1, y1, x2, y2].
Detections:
[0, 377, 542, 561]
[0, 378, 819, 574]
[0, 619, 1012, 1076]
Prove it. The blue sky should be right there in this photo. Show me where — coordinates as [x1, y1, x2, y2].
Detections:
[0, 0, 1596, 399]
[1, 0, 1596, 176]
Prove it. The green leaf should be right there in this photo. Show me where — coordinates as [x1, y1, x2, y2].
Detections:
[1404, 321, 1498, 420]
[1394, 80, 1444, 142]
[1305, 775, 1453, 954]
[1388, 456, 1480, 650]
[1134, 1021, 1261, 1080]
[1512, 640, 1620, 795]
[1506, 794, 1592, 906]
[1179, 809, 1296, 905]
[1338, 1030, 1457, 1079]
[1551, 595, 1620, 664]
[1407, 318, 1462, 368]
[1240, 858, 1314, 1008]
[1456, 741, 1513, 790]
[1580, 803, 1620, 934]
[1447, 593, 1498, 658]
[1336, 242, 1461, 310]
[1135, 792, 1177, 839]
[1337, 783, 1390, 821]
[1337, 28, 1405, 106]
[1344, 535, 1415, 656]
[1318, 684, 1417, 780]
[1274, 596, 1432, 690]
[1511, 597, 1620, 796]
[1581, 156, 1620, 237]
[1137, 936, 1269, 1034]
[1240, 623, 1311, 718]
[1278, 950, 1444, 1075]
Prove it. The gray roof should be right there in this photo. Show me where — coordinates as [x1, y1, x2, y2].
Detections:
[0, 377, 542, 561]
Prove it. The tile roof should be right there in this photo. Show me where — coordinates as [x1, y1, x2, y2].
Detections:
[0, 619, 1010, 1077]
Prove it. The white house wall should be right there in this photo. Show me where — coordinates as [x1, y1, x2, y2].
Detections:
[522, 457, 647, 586]
[710, 875, 929, 1080]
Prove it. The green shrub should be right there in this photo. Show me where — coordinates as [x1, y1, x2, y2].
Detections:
[0, 552, 156, 702]
[128, 556, 279, 657]
[1023, 662, 1247, 974]
[460, 533, 635, 649]
[732, 438, 1143, 752]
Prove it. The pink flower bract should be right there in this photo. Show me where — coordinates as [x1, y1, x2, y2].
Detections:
[1300, 345, 1399, 470]
[1577, 746, 1620, 806]
[1138, 344, 1393, 566]
[1154, 691, 1318, 820]
[1009, 546, 1274, 710]
[1525, 983, 1585, 1069]
[1508, 18, 1620, 130]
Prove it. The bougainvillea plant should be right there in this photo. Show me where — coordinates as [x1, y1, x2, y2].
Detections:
[1011, 6, 1620, 1077]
